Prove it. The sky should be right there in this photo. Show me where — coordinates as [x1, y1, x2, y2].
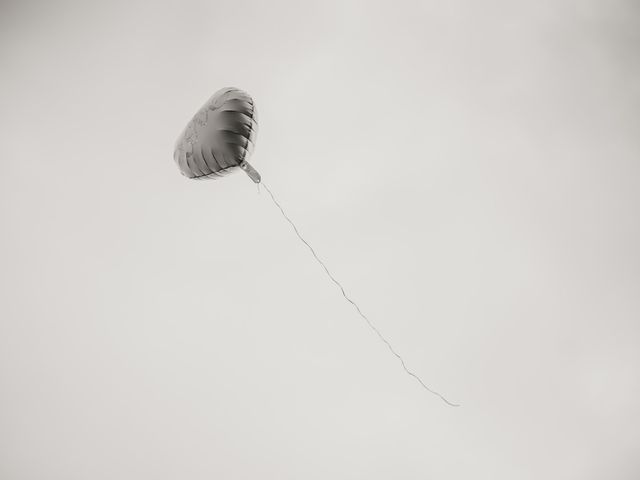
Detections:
[1, 0, 639, 478]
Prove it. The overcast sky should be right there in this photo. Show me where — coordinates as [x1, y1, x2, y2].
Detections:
[1, 0, 639, 478]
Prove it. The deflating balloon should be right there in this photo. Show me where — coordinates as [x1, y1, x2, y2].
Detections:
[174, 87, 260, 183]
[172, 87, 458, 407]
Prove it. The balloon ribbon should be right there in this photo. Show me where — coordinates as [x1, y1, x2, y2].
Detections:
[260, 181, 459, 407]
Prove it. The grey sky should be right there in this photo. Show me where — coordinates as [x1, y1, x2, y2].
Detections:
[1, 1, 639, 478]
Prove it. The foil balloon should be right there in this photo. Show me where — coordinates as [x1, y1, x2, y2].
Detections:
[174, 87, 260, 183]
[172, 86, 458, 407]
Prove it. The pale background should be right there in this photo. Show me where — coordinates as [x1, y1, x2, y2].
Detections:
[1, 1, 639, 478]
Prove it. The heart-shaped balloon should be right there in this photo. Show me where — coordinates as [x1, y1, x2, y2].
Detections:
[174, 87, 260, 182]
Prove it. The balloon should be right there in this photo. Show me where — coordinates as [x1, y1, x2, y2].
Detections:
[174, 87, 260, 183]
[172, 88, 458, 406]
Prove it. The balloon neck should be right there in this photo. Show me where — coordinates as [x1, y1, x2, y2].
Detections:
[239, 161, 261, 184]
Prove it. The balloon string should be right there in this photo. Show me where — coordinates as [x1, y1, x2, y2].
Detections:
[260, 181, 459, 407]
